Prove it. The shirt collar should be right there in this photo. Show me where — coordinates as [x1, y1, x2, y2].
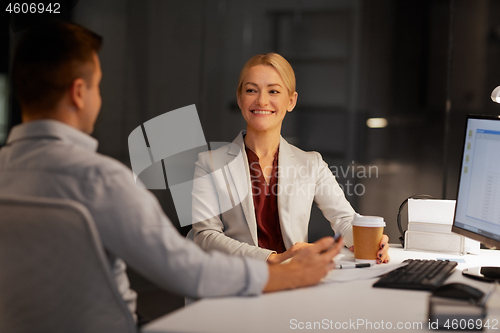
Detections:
[245, 145, 279, 162]
[6, 120, 99, 152]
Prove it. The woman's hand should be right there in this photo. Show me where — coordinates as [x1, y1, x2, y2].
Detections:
[267, 242, 314, 264]
[377, 235, 390, 264]
[348, 234, 390, 264]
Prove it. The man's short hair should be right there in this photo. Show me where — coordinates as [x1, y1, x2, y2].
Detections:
[12, 21, 103, 113]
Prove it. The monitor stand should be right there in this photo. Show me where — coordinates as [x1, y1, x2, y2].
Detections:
[462, 266, 500, 282]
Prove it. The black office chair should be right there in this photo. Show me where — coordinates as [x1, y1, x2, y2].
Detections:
[0, 195, 137, 333]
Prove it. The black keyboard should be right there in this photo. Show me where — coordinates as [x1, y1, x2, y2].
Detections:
[373, 259, 458, 291]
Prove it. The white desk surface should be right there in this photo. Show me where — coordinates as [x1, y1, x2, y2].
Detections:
[143, 245, 500, 333]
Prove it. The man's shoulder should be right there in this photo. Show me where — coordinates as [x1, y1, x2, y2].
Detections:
[24, 141, 131, 181]
[68, 146, 132, 182]
[87, 151, 132, 178]
[0, 140, 136, 202]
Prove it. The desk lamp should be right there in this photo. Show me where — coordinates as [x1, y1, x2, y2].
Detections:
[491, 86, 500, 103]
[450, 88, 500, 282]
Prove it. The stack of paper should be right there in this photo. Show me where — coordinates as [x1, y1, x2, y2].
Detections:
[406, 199, 480, 255]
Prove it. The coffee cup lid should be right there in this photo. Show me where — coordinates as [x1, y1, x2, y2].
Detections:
[352, 213, 386, 227]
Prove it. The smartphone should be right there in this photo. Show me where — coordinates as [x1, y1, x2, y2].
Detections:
[322, 233, 343, 253]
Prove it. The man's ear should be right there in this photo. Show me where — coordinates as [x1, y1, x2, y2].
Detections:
[69, 78, 86, 110]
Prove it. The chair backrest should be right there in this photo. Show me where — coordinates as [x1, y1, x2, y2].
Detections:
[184, 228, 195, 306]
[0, 195, 137, 333]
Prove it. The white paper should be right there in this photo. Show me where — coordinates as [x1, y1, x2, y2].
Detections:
[322, 262, 408, 283]
[408, 199, 456, 225]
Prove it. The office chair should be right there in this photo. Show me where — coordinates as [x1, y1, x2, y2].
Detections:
[0, 195, 137, 333]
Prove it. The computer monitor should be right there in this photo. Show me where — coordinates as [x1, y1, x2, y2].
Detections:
[452, 114, 500, 281]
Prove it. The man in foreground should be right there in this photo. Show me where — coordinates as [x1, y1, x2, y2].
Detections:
[0, 21, 343, 321]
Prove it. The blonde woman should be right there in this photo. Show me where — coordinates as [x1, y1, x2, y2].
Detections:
[192, 53, 389, 264]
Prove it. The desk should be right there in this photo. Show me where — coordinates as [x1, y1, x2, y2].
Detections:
[143, 245, 500, 333]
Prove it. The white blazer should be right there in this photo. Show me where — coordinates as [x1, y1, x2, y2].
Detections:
[191, 131, 355, 261]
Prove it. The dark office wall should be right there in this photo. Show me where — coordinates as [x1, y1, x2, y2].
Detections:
[74, 0, 205, 160]
[445, 0, 495, 200]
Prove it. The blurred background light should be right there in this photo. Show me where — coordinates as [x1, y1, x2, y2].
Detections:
[366, 118, 388, 128]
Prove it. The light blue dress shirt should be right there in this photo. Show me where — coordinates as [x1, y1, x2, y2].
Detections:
[0, 120, 268, 315]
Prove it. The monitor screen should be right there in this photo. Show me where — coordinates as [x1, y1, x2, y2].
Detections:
[452, 114, 500, 249]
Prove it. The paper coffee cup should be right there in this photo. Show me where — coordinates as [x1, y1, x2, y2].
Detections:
[352, 214, 386, 264]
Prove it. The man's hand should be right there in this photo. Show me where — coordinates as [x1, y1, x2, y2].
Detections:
[263, 236, 343, 292]
[267, 242, 314, 264]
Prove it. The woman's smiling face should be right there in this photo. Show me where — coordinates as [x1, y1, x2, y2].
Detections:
[238, 64, 298, 133]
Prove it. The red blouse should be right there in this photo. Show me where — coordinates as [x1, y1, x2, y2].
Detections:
[245, 146, 286, 254]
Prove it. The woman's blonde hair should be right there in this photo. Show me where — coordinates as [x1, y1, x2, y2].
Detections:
[236, 53, 296, 97]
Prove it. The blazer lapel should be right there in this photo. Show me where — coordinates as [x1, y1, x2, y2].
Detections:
[277, 137, 295, 249]
[226, 131, 259, 246]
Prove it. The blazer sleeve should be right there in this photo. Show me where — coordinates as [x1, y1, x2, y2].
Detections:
[191, 151, 274, 261]
[312, 152, 355, 247]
